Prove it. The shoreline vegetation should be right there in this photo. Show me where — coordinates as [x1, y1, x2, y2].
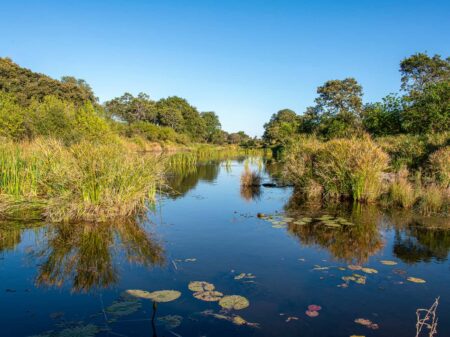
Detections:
[1, 52, 449, 222]
[262, 52, 449, 216]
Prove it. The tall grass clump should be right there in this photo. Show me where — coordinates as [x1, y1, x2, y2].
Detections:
[388, 168, 417, 209]
[428, 146, 450, 189]
[417, 184, 444, 215]
[283, 136, 389, 202]
[240, 167, 261, 187]
[315, 137, 389, 202]
[0, 138, 164, 222]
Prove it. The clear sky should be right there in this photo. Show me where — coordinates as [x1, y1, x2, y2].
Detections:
[1, 0, 449, 136]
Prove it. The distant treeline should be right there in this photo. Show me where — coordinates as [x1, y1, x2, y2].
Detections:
[0, 57, 253, 146]
[263, 53, 449, 144]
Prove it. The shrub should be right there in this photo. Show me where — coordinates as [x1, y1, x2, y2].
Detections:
[0, 92, 28, 140]
[0, 138, 163, 222]
[418, 184, 445, 215]
[388, 168, 417, 209]
[240, 168, 261, 187]
[315, 137, 389, 202]
[428, 146, 450, 188]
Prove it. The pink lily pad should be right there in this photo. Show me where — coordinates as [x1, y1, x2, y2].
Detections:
[305, 310, 319, 317]
[308, 304, 322, 311]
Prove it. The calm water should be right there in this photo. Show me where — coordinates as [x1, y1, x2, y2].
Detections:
[0, 158, 449, 337]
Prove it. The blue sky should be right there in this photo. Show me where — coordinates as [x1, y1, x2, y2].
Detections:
[1, 0, 449, 136]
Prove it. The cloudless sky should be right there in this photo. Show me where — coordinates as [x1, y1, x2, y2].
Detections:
[1, 0, 449, 136]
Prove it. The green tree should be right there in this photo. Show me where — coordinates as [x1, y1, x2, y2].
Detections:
[104, 92, 157, 123]
[402, 81, 450, 133]
[313, 78, 363, 138]
[201, 111, 221, 142]
[0, 92, 28, 140]
[362, 94, 403, 135]
[263, 109, 299, 144]
[400, 53, 450, 95]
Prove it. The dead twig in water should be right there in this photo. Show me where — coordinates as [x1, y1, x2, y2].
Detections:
[415, 297, 439, 337]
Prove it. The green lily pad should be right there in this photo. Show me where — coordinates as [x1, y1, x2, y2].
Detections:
[126, 289, 181, 302]
[407, 277, 426, 284]
[126, 289, 153, 299]
[188, 281, 215, 292]
[380, 260, 397, 266]
[106, 300, 141, 317]
[219, 295, 250, 310]
[193, 290, 224, 302]
[156, 315, 183, 329]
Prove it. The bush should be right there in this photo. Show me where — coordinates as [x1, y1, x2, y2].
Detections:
[388, 168, 417, 209]
[428, 146, 450, 188]
[0, 138, 163, 222]
[315, 137, 389, 202]
[417, 184, 445, 215]
[283, 136, 389, 202]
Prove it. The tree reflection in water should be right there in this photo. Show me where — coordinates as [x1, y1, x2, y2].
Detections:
[35, 220, 164, 292]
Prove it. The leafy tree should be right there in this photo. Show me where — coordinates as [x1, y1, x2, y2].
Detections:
[156, 96, 206, 140]
[402, 81, 450, 134]
[104, 92, 157, 123]
[313, 78, 363, 138]
[263, 109, 299, 144]
[400, 53, 450, 95]
[201, 111, 221, 142]
[0, 58, 96, 106]
[362, 94, 403, 135]
[0, 92, 28, 140]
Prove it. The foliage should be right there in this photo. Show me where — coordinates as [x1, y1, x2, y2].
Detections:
[263, 109, 299, 145]
[283, 136, 389, 202]
[0, 138, 164, 222]
[0, 57, 96, 106]
[362, 94, 403, 135]
[428, 146, 450, 188]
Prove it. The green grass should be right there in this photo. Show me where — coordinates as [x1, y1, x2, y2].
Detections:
[0, 138, 163, 222]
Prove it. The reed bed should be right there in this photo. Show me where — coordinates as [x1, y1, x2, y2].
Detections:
[0, 138, 164, 222]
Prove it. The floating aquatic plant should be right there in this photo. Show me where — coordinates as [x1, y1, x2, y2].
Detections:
[407, 277, 426, 284]
[361, 268, 378, 274]
[308, 304, 322, 311]
[188, 281, 215, 292]
[234, 272, 256, 280]
[380, 260, 397, 266]
[347, 265, 362, 270]
[106, 299, 141, 317]
[126, 289, 181, 302]
[305, 310, 319, 317]
[219, 295, 250, 310]
[156, 315, 183, 329]
[201, 310, 259, 328]
[354, 318, 379, 329]
[193, 290, 224, 302]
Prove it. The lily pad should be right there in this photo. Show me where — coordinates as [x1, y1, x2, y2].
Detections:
[193, 290, 223, 302]
[361, 268, 378, 274]
[407, 277, 426, 284]
[59, 324, 99, 337]
[305, 310, 319, 317]
[308, 304, 322, 311]
[219, 295, 250, 310]
[347, 265, 362, 270]
[126, 289, 153, 300]
[355, 318, 379, 329]
[106, 299, 141, 317]
[380, 260, 397, 266]
[234, 273, 256, 280]
[188, 281, 215, 292]
[156, 315, 183, 329]
[147, 290, 181, 302]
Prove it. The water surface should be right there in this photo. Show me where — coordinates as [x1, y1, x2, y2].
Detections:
[1, 159, 449, 337]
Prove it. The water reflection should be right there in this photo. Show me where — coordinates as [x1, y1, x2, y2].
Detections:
[34, 220, 164, 292]
[393, 224, 450, 264]
[282, 192, 450, 264]
[166, 162, 221, 198]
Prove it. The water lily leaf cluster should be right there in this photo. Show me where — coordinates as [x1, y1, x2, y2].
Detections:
[219, 295, 250, 310]
[156, 315, 183, 329]
[126, 289, 181, 302]
[201, 310, 259, 328]
[234, 272, 256, 280]
[354, 318, 379, 329]
[305, 304, 322, 317]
